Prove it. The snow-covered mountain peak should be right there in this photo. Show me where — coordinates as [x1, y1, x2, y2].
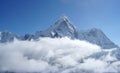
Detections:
[49, 16, 76, 32]
[0, 16, 119, 49]
[34, 16, 77, 39]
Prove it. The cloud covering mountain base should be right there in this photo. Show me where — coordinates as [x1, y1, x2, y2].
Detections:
[0, 37, 120, 73]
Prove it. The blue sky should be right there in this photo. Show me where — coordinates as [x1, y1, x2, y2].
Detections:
[0, 0, 120, 45]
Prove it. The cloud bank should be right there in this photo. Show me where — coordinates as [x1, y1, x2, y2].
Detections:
[0, 37, 120, 73]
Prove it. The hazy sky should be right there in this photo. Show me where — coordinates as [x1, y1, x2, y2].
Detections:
[0, 0, 120, 45]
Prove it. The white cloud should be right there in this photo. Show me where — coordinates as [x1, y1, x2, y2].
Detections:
[0, 37, 119, 73]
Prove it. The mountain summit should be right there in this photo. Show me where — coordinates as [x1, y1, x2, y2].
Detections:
[0, 16, 119, 49]
[35, 16, 77, 38]
[49, 16, 76, 33]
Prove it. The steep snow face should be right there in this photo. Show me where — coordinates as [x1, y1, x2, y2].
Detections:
[49, 16, 76, 38]
[51, 16, 76, 32]
[77, 28, 118, 49]
[35, 16, 77, 39]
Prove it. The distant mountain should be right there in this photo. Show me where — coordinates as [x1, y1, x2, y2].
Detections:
[0, 16, 119, 49]
[0, 31, 17, 42]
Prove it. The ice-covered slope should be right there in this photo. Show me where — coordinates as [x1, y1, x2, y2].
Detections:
[0, 16, 119, 49]
[77, 28, 118, 49]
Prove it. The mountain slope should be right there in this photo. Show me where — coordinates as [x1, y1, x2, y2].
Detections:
[77, 28, 118, 49]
